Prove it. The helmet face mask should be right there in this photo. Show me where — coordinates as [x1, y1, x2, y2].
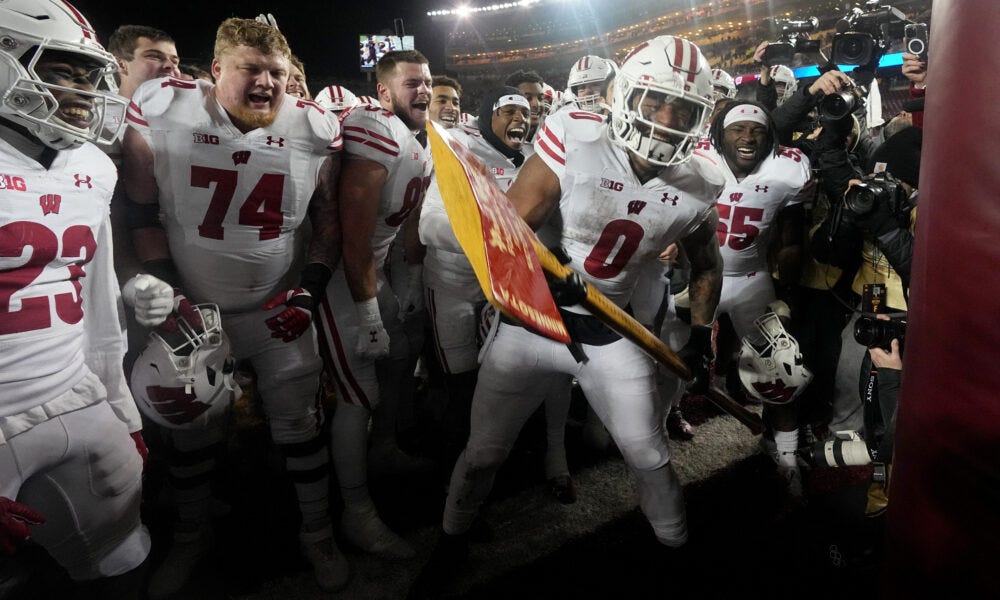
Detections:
[609, 36, 713, 167]
[711, 68, 737, 101]
[738, 312, 812, 405]
[769, 65, 798, 105]
[131, 304, 237, 429]
[0, 0, 127, 149]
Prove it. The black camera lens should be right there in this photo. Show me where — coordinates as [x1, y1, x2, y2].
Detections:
[819, 90, 856, 120]
[853, 315, 906, 349]
[832, 33, 876, 65]
[843, 183, 878, 214]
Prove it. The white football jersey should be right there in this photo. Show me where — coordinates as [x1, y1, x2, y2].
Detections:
[340, 105, 433, 267]
[420, 126, 521, 290]
[534, 110, 723, 308]
[0, 139, 135, 432]
[127, 77, 342, 311]
[700, 142, 812, 275]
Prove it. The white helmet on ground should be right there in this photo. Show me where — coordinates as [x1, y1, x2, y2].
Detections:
[0, 0, 128, 149]
[769, 65, 798, 105]
[130, 304, 237, 429]
[567, 55, 616, 112]
[711, 68, 737, 101]
[610, 36, 714, 167]
[738, 312, 812, 405]
[314, 85, 358, 113]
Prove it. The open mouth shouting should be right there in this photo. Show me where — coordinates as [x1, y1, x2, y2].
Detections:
[247, 91, 273, 109]
[58, 101, 93, 129]
[504, 123, 527, 149]
[438, 109, 457, 126]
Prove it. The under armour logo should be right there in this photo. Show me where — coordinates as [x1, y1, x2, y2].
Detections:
[754, 185, 769, 193]
[729, 192, 743, 203]
[39, 193, 61, 215]
[74, 174, 92, 189]
[627, 200, 647, 215]
[266, 136, 284, 147]
[751, 381, 796, 404]
[368, 329, 379, 343]
[232, 151, 251, 165]
[661, 192, 679, 206]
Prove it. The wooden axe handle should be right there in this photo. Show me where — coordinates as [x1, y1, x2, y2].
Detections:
[704, 387, 765, 435]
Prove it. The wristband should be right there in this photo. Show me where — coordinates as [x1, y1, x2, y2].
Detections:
[355, 297, 381, 325]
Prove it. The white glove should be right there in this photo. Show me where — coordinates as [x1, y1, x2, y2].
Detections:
[355, 297, 390, 359]
[398, 265, 425, 322]
[255, 13, 279, 29]
[122, 274, 174, 327]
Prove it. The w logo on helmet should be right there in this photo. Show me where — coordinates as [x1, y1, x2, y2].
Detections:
[751, 381, 797, 404]
[145, 386, 212, 425]
[39, 193, 61, 215]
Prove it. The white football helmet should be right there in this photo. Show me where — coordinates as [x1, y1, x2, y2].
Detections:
[610, 36, 714, 167]
[459, 111, 477, 128]
[314, 84, 358, 114]
[711, 68, 737, 101]
[356, 95, 378, 106]
[567, 55, 616, 113]
[769, 65, 798, 105]
[0, 0, 127, 149]
[130, 304, 237, 429]
[738, 312, 812, 405]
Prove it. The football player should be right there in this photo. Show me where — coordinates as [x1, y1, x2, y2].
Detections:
[419, 88, 576, 502]
[315, 50, 434, 560]
[410, 36, 724, 597]
[0, 0, 149, 595]
[287, 55, 311, 99]
[504, 69, 545, 144]
[122, 17, 347, 593]
[701, 101, 812, 494]
[428, 75, 462, 129]
[566, 54, 616, 114]
[711, 68, 737, 102]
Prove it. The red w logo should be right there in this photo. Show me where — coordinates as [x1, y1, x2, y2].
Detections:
[730, 192, 743, 203]
[232, 151, 251, 165]
[751, 381, 797, 404]
[145, 385, 211, 425]
[39, 193, 61, 215]
[627, 200, 647, 215]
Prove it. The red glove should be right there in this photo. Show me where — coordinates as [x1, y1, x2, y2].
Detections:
[263, 288, 315, 342]
[0, 497, 45, 555]
[157, 290, 203, 333]
[130, 431, 148, 465]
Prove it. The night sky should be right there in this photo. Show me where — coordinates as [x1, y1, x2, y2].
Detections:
[73, 0, 450, 82]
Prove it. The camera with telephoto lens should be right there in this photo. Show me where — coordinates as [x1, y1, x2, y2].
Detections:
[854, 314, 906, 350]
[808, 430, 873, 467]
[831, 0, 907, 65]
[762, 16, 819, 66]
[819, 81, 868, 120]
[904, 22, 928, 59]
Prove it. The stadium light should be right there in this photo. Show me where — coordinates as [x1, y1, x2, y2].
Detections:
[427, 0, 543, 17]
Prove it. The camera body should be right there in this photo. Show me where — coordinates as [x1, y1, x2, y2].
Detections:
[905, 22, 929, 59]
[762, 16, 819, 67]
[854, 314, 906, 350]
[831, 0, 907, 65]
[819, 81, 868, 120]
[843, 173, 903, 215]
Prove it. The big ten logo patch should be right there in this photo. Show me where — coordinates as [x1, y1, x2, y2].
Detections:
[0, 174, 27, 192]
[600, 177, 624, 192]
[193, 133, 220, 145]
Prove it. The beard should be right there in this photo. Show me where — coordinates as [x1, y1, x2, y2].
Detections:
[389, 90, 425, 131]
[230, 106, 279, 129]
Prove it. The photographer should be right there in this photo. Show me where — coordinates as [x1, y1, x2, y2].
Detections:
[811, 125, 921, 438]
